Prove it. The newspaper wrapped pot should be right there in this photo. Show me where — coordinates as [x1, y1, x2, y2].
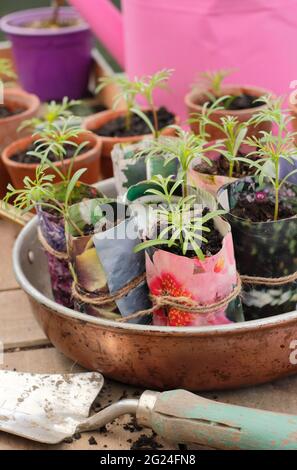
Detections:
[280, 155, 297, 185]
[66, 199, 120, 319]
[111, 138, 179, 196]
[188, 142, 254, 196]
[36, 182, 100, 308]
[189, 155, 236, 196]
[218, 177, 297, 319]
[145, 216, 244, 327]
[67, 199, 151, 322]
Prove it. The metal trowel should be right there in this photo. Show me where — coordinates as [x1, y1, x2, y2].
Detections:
[1, 370, 297, 450]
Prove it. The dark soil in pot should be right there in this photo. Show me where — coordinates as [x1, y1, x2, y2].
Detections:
[204, 93, 263, 110]
[94, 106, 175, 138]
[154, 209, 223, 258]
[10, 142, 91, 164]
[0, 105, 25, 118]
[194, 152, 257, 178]
[230, 198, 296, 222]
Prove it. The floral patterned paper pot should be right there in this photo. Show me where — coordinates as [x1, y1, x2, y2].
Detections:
[145, 216, 244, 327]
[111, 138, 179, 196]
[37, 182, 100, 309]
[67, 198, 151, 323]
[217, 177, 297, 320]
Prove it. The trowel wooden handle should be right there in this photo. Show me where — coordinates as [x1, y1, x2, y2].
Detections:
[137, 390, 297, 450]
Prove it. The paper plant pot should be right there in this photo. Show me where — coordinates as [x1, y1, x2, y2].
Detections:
[189, 141, 258, 195]
[67, 199, 151, 322]
[189, 145, 235, 197]
[145, 216, 243, 327]
[36, 182, 100, 308]
[66, 198, 119, 319]
[111, 138, 179, 196]
[185, 85, 273, 141]
[280, 155, 297, 185]
[217, 177, 297, 320]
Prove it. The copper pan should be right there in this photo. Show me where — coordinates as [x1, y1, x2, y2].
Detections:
[12, 186, 297, 391]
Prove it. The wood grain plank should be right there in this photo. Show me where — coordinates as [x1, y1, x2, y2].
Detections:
[0, 289, 49, 349]
[0, 219, 20, 291]
[0, 347, 177, 450]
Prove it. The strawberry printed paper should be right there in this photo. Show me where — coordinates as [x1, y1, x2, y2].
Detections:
[145, 218, 243, 327]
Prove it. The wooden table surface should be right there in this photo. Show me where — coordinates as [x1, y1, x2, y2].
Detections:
[1, 217, 297, 451]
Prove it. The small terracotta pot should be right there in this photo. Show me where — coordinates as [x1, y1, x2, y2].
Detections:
[185, 85, 273, 140]
[0, 87, 40, 197]
[84, 108, 179, 179]
[1, 131, 102, 190]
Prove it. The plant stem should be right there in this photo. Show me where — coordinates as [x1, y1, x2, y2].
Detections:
[273, 153, 280, 221]
[274, 186, 279, 221]
[65, 214, 84, 237]
[229, 160, 234, 178]
[51, 1, 63, 26]
[148, 95, 159, 139]
[183, 173, 188, 198]
[125, 110, 132, 132]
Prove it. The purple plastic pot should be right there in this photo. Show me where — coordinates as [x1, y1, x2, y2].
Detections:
[0, 7, 93, 102]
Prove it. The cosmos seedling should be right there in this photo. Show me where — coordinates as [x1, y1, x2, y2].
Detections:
[199, 69, 234, 97]
[131, 69, 173, 139]
[135, 126, 220, 196]
[4, 164, 87, 236]
[96, 74, 139, 131]
[96, 69, 173, 138]
[193, 69, 237, 108]
[28, 117, 89, 182]
[196, 110, 249, 177]
[245, 96, 297, 220]
[134, 178, 225, 260]
[19, 96, 81, 132]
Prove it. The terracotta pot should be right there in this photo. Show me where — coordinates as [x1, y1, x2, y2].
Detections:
[0, 87, 40, 197]
[84, 108, 179, 179]
[185, 85, 273, 140]
[1, 131, 102, 190]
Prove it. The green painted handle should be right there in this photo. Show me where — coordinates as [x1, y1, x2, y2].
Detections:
[148, 390, 297, 450]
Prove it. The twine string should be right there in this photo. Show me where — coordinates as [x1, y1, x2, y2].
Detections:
[241, 272, 297, 286]
[72, 272, 147, 305]
[36, 233, 297, 323]
[37, 227, 69, 261]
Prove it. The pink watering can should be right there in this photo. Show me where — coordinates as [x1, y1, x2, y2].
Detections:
[69, 0, 297, 118]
